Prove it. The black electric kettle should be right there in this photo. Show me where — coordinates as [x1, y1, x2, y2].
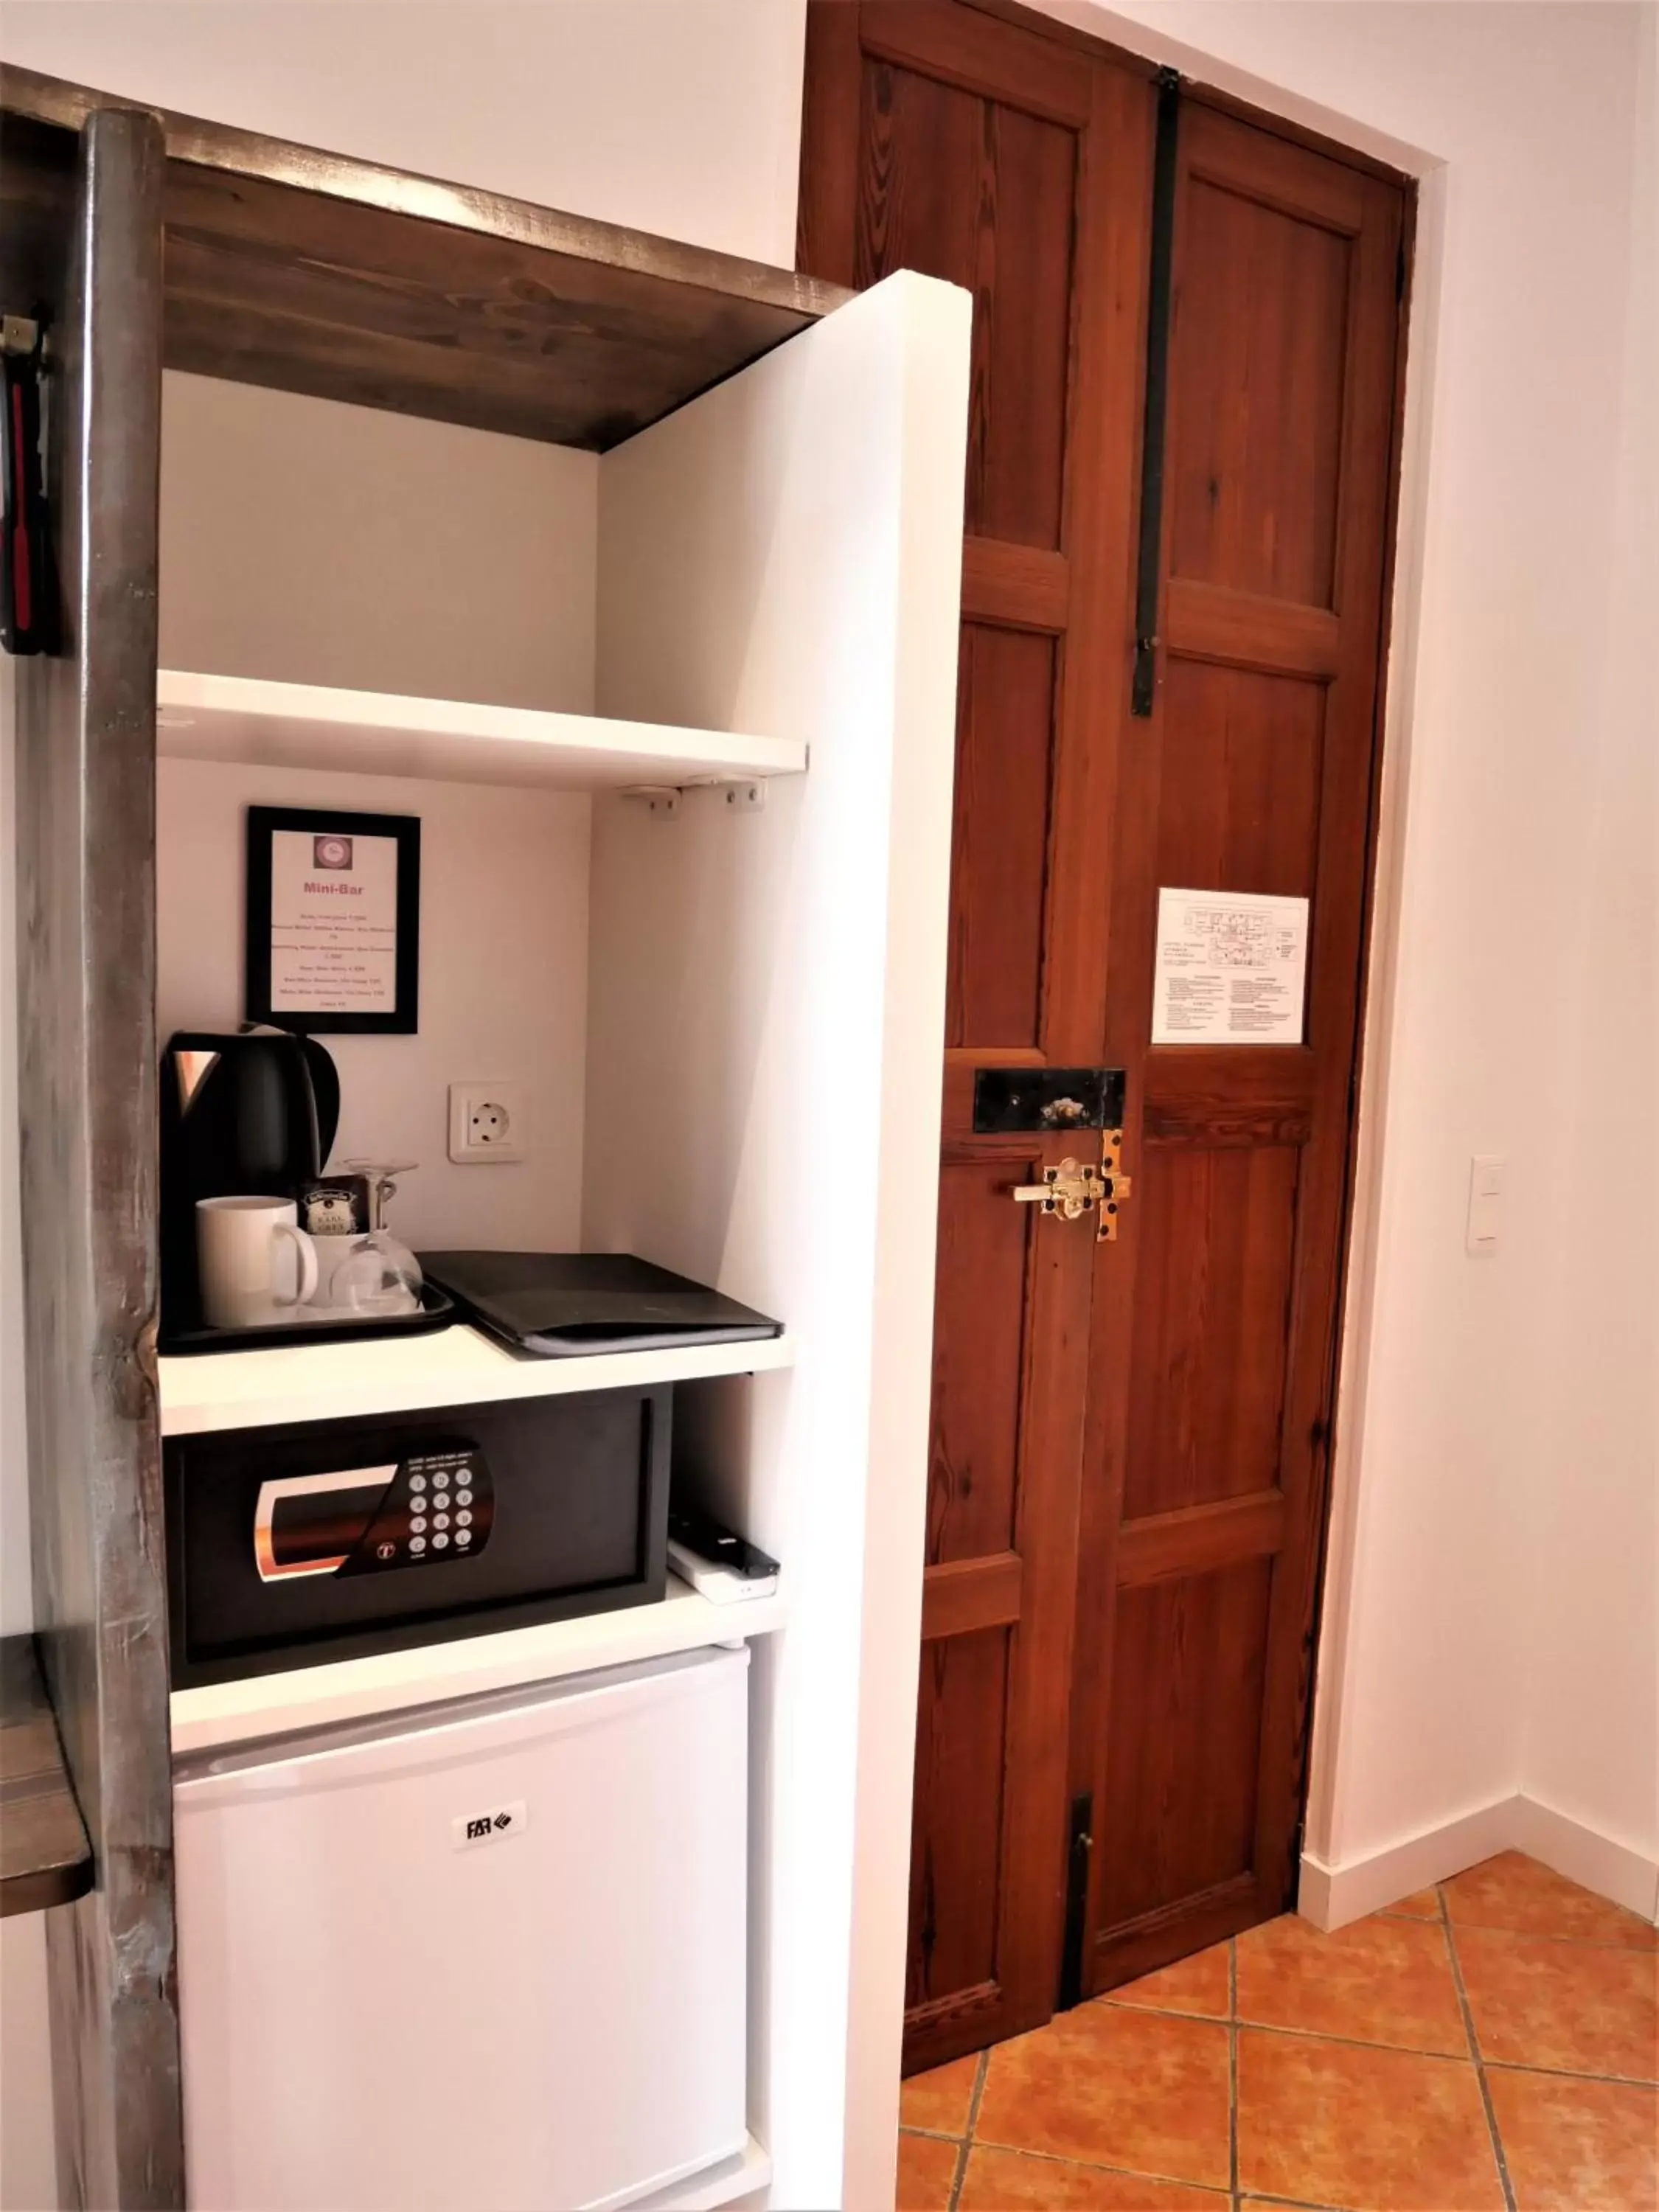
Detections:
[159, 1027, 341, 1341]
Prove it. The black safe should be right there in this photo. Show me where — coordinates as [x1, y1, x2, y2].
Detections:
[165, 1386, 670, 1686]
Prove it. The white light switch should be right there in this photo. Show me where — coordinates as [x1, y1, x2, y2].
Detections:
[1467, 1154, 1504, 1255]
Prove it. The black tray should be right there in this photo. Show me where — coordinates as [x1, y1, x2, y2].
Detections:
[158, 1281, 456, 1356]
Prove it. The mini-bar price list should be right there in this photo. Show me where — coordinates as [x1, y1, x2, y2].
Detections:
[246, 805, 421, 1034]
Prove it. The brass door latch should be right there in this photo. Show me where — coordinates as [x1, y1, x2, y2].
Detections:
[1010, 1129, 1134, 1239]
[1012, 1158, 1103, 1220]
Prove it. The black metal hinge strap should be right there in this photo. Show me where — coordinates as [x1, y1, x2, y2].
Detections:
[1131, 69, 1182, 720]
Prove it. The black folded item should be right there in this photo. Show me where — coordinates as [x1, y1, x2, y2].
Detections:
[416, 1251, 784, 1359]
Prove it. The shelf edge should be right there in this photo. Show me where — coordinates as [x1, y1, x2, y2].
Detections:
[156, 669, 808, 787]
[159, 1325, 795, 1437]
[168, 1578, 787, 1756]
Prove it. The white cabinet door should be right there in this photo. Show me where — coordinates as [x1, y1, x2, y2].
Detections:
[175, 1647, 749, 2211]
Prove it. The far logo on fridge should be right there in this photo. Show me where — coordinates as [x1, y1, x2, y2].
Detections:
[451, 1799, 528, 1848]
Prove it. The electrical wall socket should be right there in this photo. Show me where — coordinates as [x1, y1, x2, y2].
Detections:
[448, 1082, 528, 1164]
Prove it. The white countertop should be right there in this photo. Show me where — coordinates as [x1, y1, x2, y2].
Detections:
[159, 1321, 793, 1436]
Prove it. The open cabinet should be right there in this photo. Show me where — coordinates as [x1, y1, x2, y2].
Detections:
[2, 68, 969, 2212]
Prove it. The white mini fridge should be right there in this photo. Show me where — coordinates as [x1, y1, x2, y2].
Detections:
[174, 1646, 750, 2212]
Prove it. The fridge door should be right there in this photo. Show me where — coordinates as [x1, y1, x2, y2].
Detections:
[175, 1646, 749, 2212]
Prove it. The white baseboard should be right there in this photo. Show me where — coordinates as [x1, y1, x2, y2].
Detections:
[1298, 1796, 1520, 1930]
[1298, 1792, 1659, 1932]
[1509, 1795, 1659, 1922]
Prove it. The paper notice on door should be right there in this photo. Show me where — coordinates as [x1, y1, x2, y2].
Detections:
[268, 828, 401, 1015]
[1151, 888, 1310, 1045]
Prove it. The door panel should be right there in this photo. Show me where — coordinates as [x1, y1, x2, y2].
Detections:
[907, 1122, 1099, 2055]
[857, 56, 1077, 547]
[928, 1157, 1037, 1562]
[1156, 663, 1326, 894]
[804, 0, 1155, 2066]
[947, 623, 1060, 1048]
[1074, 101, 1405, 1994]
[908, 1624, 1012, 2010]
[1122, 1144, 1301, 1518]
[1095, 1559, 1274, 1926]
[1167, 177, 1352, 606]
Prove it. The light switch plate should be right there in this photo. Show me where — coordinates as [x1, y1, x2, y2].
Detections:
[448, 1082, 527, 1164]
[1467, 1153, 1504, 1254]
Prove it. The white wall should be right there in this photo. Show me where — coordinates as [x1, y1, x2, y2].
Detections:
[1520, 4, 1658, 1892]
[160, 375, 599, 715]
[157, 756, 591, 1253]
[156, 373, 598, 1253]
[0, 0, 806, 268]
[1043, 0, 1657, 1910]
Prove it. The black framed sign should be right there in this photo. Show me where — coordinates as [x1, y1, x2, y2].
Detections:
[245, 806, 420, 1034]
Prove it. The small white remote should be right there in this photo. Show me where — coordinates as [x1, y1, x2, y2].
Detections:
[667, 1537, 779, 1604]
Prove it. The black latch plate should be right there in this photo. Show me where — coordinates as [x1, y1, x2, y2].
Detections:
[973, 1066, 1127, 1135]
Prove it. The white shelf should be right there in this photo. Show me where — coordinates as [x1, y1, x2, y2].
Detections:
[155, 669, 808, 793]
[629, 2134, 773, 2212]
[169, 1572, 787, 1756]
[159, 1321, 793, 1437]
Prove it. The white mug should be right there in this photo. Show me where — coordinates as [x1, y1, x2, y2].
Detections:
[197, 1197, 319, 1329]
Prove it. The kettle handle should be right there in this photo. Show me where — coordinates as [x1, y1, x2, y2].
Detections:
[296, 1033, 341, 1165]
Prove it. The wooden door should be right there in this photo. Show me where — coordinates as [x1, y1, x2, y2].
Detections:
[801, 0, 1408, 2069]
[801, 0, 1155, 2066]
[1070, 104, 1405, 1993]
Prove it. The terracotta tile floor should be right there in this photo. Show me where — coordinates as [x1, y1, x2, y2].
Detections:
[898, 1854, 1657, 2212]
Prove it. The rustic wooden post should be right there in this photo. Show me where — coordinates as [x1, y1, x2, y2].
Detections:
[13, 102, 182, 2208]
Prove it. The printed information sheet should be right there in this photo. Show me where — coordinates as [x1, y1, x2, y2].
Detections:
[268, 827, 400, 1015]
[1151, 887, 1310, 1045]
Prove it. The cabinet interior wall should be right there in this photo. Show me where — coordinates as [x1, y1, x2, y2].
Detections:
[157, 372, 600, 1251]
